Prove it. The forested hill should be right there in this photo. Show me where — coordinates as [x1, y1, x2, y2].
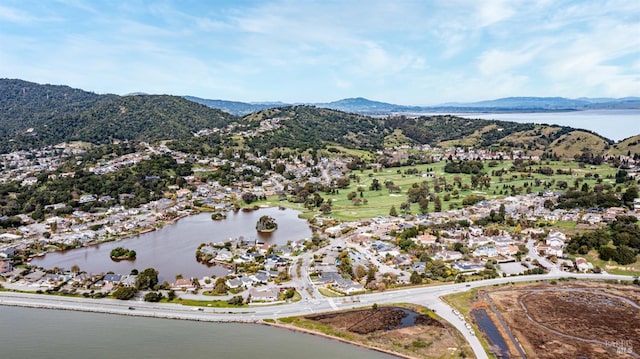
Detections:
[242, 105, 387, 151]
[0, 79, 114, 135]
[0, 79, 622, 157]
[0, 79, 236, 152]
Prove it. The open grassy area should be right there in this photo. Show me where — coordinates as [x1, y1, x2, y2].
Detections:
[295, 160, 620, 221]
[317, 287, 344, 297]
[162, 297, 247, 308]
[581, 250, 640, 276]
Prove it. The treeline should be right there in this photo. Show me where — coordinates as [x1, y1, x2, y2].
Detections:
[567, 216, 640, 265]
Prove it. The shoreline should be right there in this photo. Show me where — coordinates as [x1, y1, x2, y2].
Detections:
[265, 322, 415, 359]
[0, 291, 409, 358]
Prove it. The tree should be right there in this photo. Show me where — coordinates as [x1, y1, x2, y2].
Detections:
[434, 196, 442, 212]
[410, 271, 422, 285]
[144, 291, 163, 302]
[389, 205, 398, 217]
[112, 286, 137, 300]
[213, 277, 229, 295]
[135, 268, 159, 290]
[623, 185, 638, 208]
[70, 264, 80, 274]
[227, 295, 244, 305]
[354, 265, 367, 281]
[241, 192, 258, 204]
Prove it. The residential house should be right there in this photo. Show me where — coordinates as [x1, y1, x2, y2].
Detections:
[215, 249, 233, 262]
[435, 250, 464, 261]
[226, 277, 243, 289]
[103, 274, 122, 285]
[544, 230, 566, 257]
[473, 246, 499, 258]
[171, 278, 196, 292]
[248, 287, 281, 302]
[575, 257, 591, 272]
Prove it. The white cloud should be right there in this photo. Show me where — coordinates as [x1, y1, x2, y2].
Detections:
[477, 49, 535, 76]
[476, 0, 515, 27]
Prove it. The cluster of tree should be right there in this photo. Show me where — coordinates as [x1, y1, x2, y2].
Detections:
[567, 216, 640, 265]
[109, 247, 136, 260]
[111, 267, 159, 300]
[555, 189, 622, 209]
[444, 160, 484, 174]
[256, 215, 277, 232]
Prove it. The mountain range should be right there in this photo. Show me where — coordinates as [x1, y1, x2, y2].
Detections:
[186, 95, 640, 116]
[1, 78, 639, 158]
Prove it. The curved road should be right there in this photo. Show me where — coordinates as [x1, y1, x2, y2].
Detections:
[1, 272, 635, 359]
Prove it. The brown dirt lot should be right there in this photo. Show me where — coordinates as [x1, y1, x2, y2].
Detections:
[486, 281, 640, 359]
[301, 306, 472, 358]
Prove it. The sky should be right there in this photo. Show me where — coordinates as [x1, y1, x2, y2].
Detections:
[1, 0, 639, 105]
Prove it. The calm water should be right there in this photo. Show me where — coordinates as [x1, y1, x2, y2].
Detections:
[0, 306, 395, 359]
[458, 110, 640, 142]
[30, 208, 312, 281]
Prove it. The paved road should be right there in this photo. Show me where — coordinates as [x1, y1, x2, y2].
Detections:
[0, 272, 635, 358]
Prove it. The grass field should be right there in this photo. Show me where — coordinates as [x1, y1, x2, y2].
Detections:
[284, 159, 621, 221]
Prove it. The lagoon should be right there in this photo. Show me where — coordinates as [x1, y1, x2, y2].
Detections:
[30, 207, 312, 281]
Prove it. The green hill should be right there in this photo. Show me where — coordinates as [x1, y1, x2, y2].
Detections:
[242, 105, 387, 151]
[0, 79, 236, 152]
[0, 79, 630, 159]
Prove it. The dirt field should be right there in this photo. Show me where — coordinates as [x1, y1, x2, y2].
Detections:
[296, 305, 472, 358]
[470, 281, 640, 359]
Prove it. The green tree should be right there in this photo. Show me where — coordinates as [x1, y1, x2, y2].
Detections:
[144, 291, 163, 302]
[410, 271, 422, 285]
[389, 205, 398, 217]
[135, 268, 159, 290]
[112, 286, 137, 300]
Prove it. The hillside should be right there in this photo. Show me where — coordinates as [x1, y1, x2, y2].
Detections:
[608, 134, 640, 157]
[546, 130, 611, 158]
[0, 80, 236, 152]
[241, 106, 387, 151]
[0, 78, 114, 136]
[0, 79, 634, 158]
[384, 115, 537, 147]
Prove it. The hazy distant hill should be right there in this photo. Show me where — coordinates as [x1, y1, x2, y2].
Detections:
[184, 96, 286, 116]
[441, 96, 640, 111]
[186, 94, 640, 116]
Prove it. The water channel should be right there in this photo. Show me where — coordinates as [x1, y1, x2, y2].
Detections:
[30, 207, 312, 281]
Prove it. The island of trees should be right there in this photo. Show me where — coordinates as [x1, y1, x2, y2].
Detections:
[256, 215, 278, 232]
[110, 247, 136, 261]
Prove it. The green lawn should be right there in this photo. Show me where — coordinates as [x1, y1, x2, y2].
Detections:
[281, 160, 621, 221]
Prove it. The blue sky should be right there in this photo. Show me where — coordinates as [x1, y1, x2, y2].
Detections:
[1, 0, 639, 104]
